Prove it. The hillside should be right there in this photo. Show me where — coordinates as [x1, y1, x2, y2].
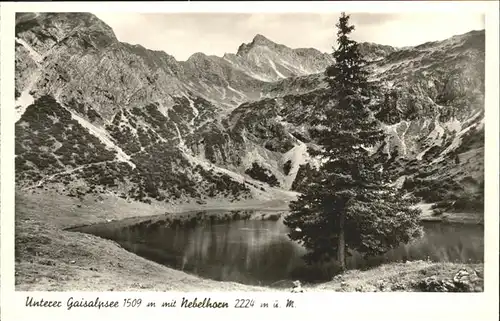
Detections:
[14, 12, 484, 215]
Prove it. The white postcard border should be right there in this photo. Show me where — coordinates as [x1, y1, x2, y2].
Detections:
[1, 2, 499, 321]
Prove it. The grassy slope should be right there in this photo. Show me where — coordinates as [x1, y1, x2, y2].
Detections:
[14, 190, 483, 292]
[15, 190, 271, 291]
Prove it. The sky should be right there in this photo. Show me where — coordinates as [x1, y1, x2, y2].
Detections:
[94, 12, 485, 61]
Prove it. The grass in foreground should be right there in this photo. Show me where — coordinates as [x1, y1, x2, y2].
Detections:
[309, 260, 483, 292]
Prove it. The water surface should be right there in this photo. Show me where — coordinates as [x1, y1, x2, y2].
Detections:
[73, 214, 484, 286]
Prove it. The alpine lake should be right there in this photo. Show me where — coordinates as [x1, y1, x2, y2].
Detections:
[67, 210, 484, 287]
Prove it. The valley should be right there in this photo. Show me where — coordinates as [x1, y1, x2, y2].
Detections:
[13, 12, 485, 291]
[16, 190, 483, 292]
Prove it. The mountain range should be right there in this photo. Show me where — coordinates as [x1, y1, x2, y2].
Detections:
[14, 12, 485, 212]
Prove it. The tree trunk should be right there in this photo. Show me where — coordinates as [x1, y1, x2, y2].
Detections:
[337, 210, 346, 271]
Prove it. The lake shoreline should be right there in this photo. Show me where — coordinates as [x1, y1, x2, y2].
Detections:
[15, 190, 484, 292]
[63, 207, 483, 233]
[417, 203, 484, 225]
[420, 215, 484, 225]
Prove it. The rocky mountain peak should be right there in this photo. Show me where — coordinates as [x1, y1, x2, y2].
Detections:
[17, 12, 116, 39]
[236, 34, 278, 56]
[252, 34, 274, 45]
[15, 12, 118, 55]
[229, 34, 334, 82]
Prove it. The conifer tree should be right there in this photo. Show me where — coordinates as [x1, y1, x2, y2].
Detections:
[284, 13, 423, 270]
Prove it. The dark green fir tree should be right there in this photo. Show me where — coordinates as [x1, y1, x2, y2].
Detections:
[284, 12, 423, 270]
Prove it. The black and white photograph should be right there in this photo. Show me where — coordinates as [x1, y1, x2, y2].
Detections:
[8, 6, 492, 296]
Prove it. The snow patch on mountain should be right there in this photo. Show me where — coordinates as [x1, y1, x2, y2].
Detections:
[428, 118, 445, 145]
[444, 117, 462, 133]
[15, 87, 36, 123]
[15, 70, 42, 123]
[282, 142, 309, 190]
[268, 58, 286, 79]
[174, 123, 187, 150]
[241, 147, 269, 168]
[155, 99, 173, 118]
[181, 95, 199, 129]
[383, 122, 403, 158]
[399, 121, 410, 155]
[15, 92, 35, 122]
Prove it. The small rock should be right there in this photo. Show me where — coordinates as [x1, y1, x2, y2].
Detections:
[443, 279, 456, 288]
[333, 275, 344, 282]
[453, 268, 470, 283]
[473, 268, 483, 279]
[417, 275, 456, 292]
[70, 260, 76, 264]
[376, 280, 387, 291]
[291, 280, 304, 293]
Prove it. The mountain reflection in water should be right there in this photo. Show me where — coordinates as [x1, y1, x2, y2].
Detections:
[74, 214, 483, 286]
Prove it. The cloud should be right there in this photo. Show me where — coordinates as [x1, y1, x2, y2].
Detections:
[93, 12, 485, 61]
[350, 13, 485, 47]
[351, 13, 401, 26]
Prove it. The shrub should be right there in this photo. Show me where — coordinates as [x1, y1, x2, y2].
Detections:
[283, 160, 292, 175]
[245, 162, 279, 187]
